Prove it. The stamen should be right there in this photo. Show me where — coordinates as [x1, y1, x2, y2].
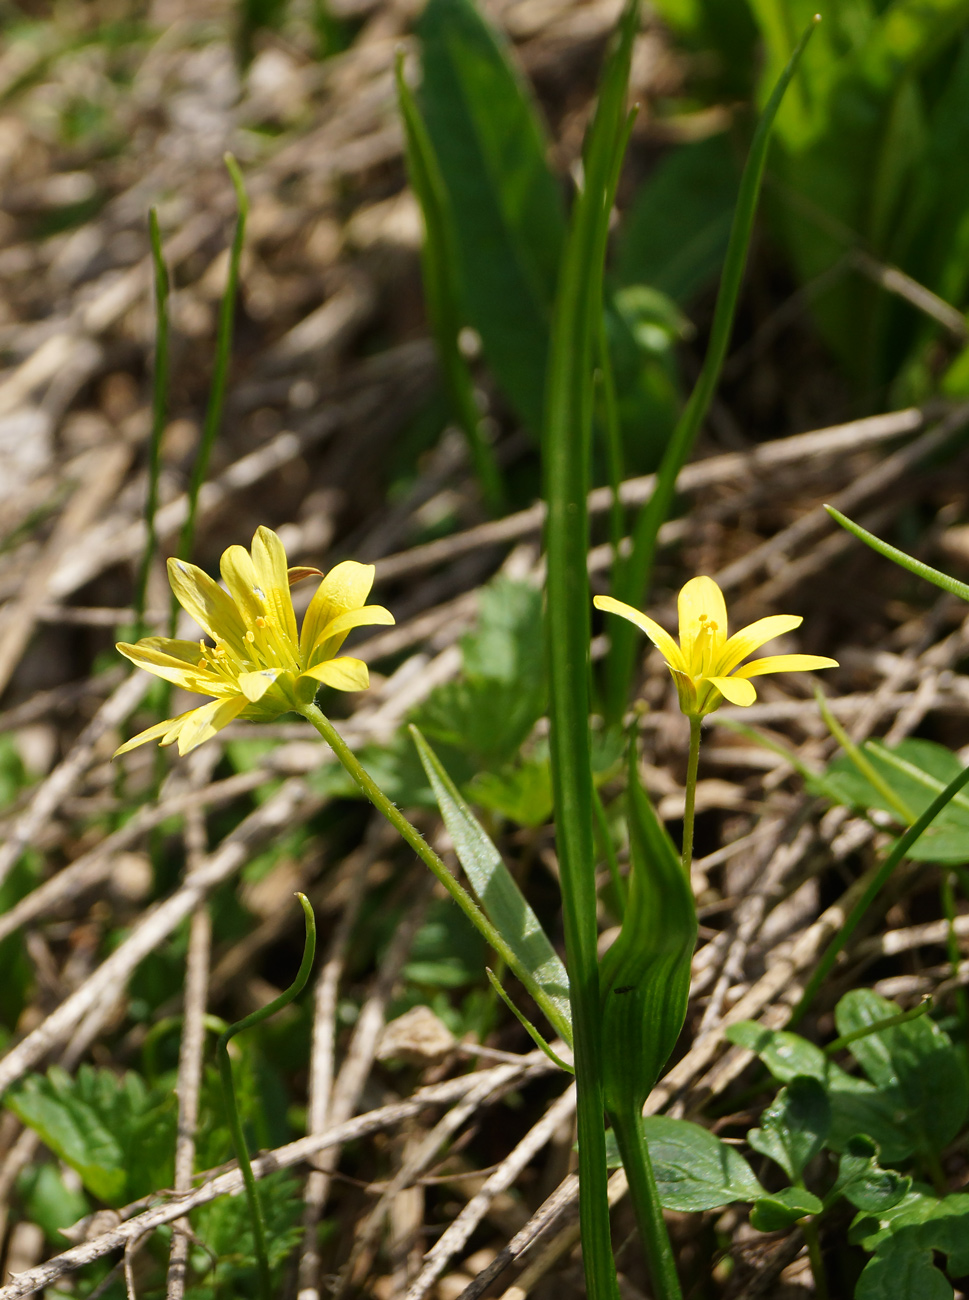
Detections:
[246, 631, 255, 643]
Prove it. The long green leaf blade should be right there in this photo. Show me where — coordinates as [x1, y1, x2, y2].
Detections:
[410, 726, 572, 1043]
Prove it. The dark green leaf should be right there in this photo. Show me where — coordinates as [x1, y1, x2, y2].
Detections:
[856, 1244, 952, 1300]
[188, 1172, 303, 1298]
[605, 1115, 765, 1211]
[615, 134, 739, 304]
[747, 1076, 830, 1181]
[15, 1162, 89, 1246]
[750, 1186, 824, 1232]
[418, 0, 565, 436]
[835, 989, 968, 1157]
[833, 1135, 910, 1212]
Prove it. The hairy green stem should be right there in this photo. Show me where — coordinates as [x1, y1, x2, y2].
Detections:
[681, 716, 702, 874]
[217, 893, 316, 1299]
[610, 1106, 682, 1300]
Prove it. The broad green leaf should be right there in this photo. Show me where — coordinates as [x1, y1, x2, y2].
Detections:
[16, 1161, 89, 1246]
[411, 726, 571, 1043]
[725, 1021, 827, 1082]
[833, 1134, 910, 1213]
[615, 134, 740, 305]
[749, 1186, 824, 1232]
[468, 759, 553, 828]
[418, 0, 565, 437]
[605, 1115, 765, 1211]
[856, 1247, 952, 1300]
[835, 990, 968, 1157]
[6, 1065, 175, 1205]
[747, 1076, 830, 1182]
[815, 738, 969, 862]
[600, 748, 697, 1114]
[827, 1066, 918, 1164]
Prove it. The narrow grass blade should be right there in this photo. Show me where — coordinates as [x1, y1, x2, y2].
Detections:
[543, 3, 640, 1296]
[396, 53, 504, 512]
[790, 760, 969, 1026]
[485, 967, 574, 1073]
[133, 209, 169, 643]
[172, 154, 249, 631]
[826, 504, 969, 603]
[411, 725, 572, 1043]
[603, 16, 820, 722]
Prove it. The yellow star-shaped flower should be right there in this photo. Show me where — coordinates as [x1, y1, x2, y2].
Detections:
[595, 576, 837, 718]
[115, 526, 393, 755]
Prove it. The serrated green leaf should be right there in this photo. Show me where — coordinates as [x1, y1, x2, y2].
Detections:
[747, 1076, 830, 1182]
[411, 726, 571, 1043]
[605, 1115, 765, 1211]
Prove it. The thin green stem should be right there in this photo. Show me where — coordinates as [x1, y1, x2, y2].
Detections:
[816, 689, 916, 825]
[134, 209, 169, 643]
[681, 716, 702, 874]
[801, 1218, 829, 1300]
[941, 873, 969, 1057]
[790, 762, 969, 1027]
[172, 154, 248, 631]
[826, 505, 969, 604]
[610, 1107, 682, 1300]
[824, 997, 931, 1055]
[217, 893, 316, 1300]
[297, 702, 567, 1037]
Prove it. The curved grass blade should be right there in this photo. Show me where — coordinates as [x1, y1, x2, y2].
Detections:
[603, 16, 820, 722]
[411, 725, 572, 1044]
[826, 504, 969, 603]
[485, 967, 574, 1073]
[133, 209, 169, 643]
[172, 153, 249, 632]
[396, 52, 504, 512]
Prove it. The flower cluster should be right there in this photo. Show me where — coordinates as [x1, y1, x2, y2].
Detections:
[116, 526, 393, 755]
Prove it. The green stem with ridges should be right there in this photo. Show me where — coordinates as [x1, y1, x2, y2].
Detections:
[217, 893, 316, 1300]
[610, 1105, 682, 1300]
[681, 716, 702, 874]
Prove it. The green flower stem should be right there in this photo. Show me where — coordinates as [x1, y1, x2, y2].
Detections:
[610, 1106, 682, 1300]
[217, 893, 316, 1300]
[297, 702, 565, 1035]
[681, 716, 702, 874]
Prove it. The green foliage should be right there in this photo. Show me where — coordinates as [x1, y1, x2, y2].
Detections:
[833, 1135, 910, 1214]
[412, 726, 572, 1043]
[815, 737, 969, 862]
[186, 1173, 304, 1299]
[749, 1185, 824, 1232]
[605, 1116, 765, 1211]
[747, 1076, 830, 1183]
[417, 0, 565, 438]
[599, 748, 696, 1114]
[615, 134, 740, 306]
[835, 989, 969, 1160]
[402, 898, 486, 992]
[6, 1065, 176, 1205]
[851, 1189, 969, 1299]
[16, 1162, 89, 1245]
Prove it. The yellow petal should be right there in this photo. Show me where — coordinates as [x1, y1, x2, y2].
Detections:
[307, 604, 394, 665]
[174, 695, 249, 755]
[116, 640, 229, 695]
[114, 709, 195, 757]
[593, 595, 686, 672]
[300, 562, 376, 662]
[716, 615, 803, 676]
[237, 668, 285, 702]
[167, 558, 248, 655]
[219, 544, 263, 630]
[733, 653, 839, 680]
[299, 656, 370, 692]
[678, 577, 727, 665]
[251, 527, 299, 648]
[706, 675, 757, 706]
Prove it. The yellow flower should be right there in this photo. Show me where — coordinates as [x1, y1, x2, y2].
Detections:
[115, 526, 394, 756]
[595, 576, 837, 718]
